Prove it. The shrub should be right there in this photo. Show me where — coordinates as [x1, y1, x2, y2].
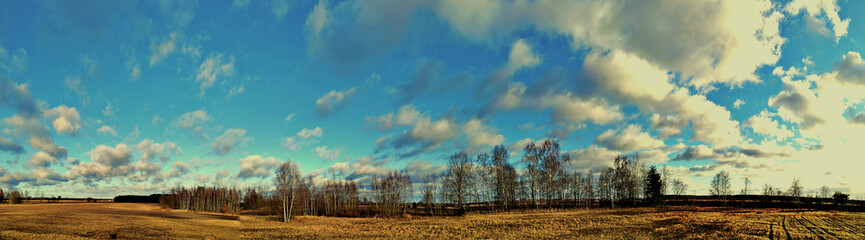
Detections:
[833, 192, 849, 205]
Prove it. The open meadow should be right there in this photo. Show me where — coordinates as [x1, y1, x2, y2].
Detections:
[2, 202, 865, 239]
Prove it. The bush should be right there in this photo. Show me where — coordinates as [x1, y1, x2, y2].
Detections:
[833, 192, 849, 205]
[8, 190, 22, 204]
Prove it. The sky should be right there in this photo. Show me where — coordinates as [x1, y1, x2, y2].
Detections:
[1, 0, 865, 198]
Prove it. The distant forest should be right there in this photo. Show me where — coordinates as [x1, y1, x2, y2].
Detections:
[2, 140, 859, 222]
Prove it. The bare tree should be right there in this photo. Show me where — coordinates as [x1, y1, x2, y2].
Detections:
[521, 143, 542, 209]
[276, 161, 302, 222]
[598, 167, 615, 208]
[0, 188, 3, 203]
[819, 186, 831, 199]
[741, 177, 751, 195]
[8, 188, 22, 204]
[613, 156, 639, 206]
[671, 179, 687, 196]
[491, 145, 517, 211]
[584, 170, 594, 208]
[538, 140, 567, 209]
[709, 171, 731, 205]
[762, 184, 777, 196]
[421, 174, 437, 216]
[788, 178, 802, 202]
[443, 152, 474, 214]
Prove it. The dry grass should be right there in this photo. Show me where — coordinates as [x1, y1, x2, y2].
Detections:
[2, 203, 864, 239]
[242, 207, 865, 239]
[0, 202, 239, 239]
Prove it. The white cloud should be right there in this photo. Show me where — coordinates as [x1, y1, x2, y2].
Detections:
[137, 139, 182, 162]
[505, 39, 541, 75]
[43, 105, 82, 135]
[315, 146, 342, 161]
[305, 0, 330, 37]
[238, 155, 280, 178]
[284, 113, 295, 122]
[834, 51, 865, 85]
[149, 33, 177, 66]
[174, 109, 211, 139]
[28, 136, 67, 159]
[583, 50, 675, 103]
[66, 143, 133, 180]
[315, 87, 356, 116]
[744, 111, 794, 140]
[462, 119, 505, 151]
[283, 127, 323, 150]
[734, 99, 745, 109]
[543, 93, 623, 126]
[272, 0, 291, 22]
[196, 53, 235, 96]
[785, 0, 850, 40]
[567, 145, 621, 173]
[595, 124, 665, 152]
[211, 128, 249, 156]
[648, 114, 688, 138]
[433, 0, 785, 88]
[97, 125, 118, 137]
[297, 127, 323, 139]
[29, 151, 56, 168]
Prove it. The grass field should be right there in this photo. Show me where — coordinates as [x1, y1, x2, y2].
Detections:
[1, 203, 864, 239]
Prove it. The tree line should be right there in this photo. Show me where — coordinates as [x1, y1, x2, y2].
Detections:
[5, 139, 860, 221]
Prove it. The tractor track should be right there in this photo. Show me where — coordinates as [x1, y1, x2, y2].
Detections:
[782, 216, 792, 240]
[799, 212, 837, 239]
[793, 212, 825, 240]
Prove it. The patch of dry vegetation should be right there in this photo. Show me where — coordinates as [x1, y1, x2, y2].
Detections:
[0, 203, 239, 239]
[2, 203, 864, 239]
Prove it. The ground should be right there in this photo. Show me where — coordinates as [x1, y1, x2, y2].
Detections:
[1, 203, 864, 239]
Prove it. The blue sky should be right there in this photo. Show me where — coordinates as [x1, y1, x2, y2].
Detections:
[2, 0, 865, 198]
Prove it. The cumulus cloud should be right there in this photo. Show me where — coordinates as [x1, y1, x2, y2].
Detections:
[28, 151, 57, 168]
[174, 109, 211, 139]
[66, 143, 133, 180]
[196, 53, 235, 96]
[137, 139, 182, 163]
[648, 114, 688, 138]
[768, 78, 824, 130]
[0, 78, 41, 118]
[744, 111, 794, 140]
[543, 93, 623, 126]
[434, 0, 784, 88]
[834, 51, 865, 85]
[478, 39, 542, 102]
[211, 128, 249, 156]
[315, 146, 342, 161]
[0, 136, 25, 155]
[595, 124, 664, 152]
[785, 0, 850, 40]
[238, 155, 280, 178]
[28, 136, 67, 159]
[316, 87, 356, 116]
[97, 125, 118, 137]
[462, 119, 505, 151]
[283, 127, 323, 150]
[566, 145, 621, 173]
[43, 105, 82, 135]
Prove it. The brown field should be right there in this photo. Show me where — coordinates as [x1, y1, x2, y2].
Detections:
[2, 203, 865, 239]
